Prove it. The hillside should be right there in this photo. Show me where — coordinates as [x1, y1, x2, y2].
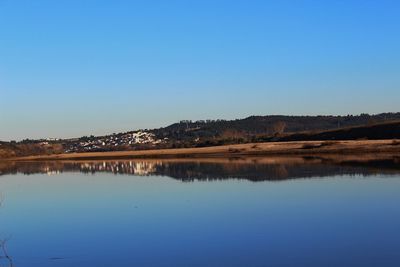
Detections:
[0, 141, 63, 159]
[155, 113, 400, 136]
[152, 113, 400, 146]
[1, 112, 400, 159]
[62, 113, 400, 152]
[277, 120, 400, 142]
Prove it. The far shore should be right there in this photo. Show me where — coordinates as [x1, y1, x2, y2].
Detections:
[6, 139, 400, 161]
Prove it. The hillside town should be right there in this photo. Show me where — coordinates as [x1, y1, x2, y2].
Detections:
[65, 131, 167, 153]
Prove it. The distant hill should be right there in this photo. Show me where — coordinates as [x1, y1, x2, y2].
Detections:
[152, 113, 400, 146]
[1, 112, 400, 158]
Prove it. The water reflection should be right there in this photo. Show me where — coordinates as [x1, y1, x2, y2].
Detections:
[0, 194, 13, 267]
[1, 156, 400, 267]
[1, 155, 400, 181]
[0, 238, 13, 267]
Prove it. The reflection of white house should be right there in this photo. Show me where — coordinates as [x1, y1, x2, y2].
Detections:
[78, 161, 160, 176]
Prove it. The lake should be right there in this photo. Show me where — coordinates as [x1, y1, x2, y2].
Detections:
[1, 156, 400, 267]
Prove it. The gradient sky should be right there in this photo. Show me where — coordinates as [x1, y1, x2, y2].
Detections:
[1, 0, 399, 141]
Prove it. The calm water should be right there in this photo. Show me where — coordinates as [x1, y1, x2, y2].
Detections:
[0, 156, 400, 267]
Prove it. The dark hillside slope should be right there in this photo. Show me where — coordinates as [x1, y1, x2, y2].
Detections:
[278, 121, 400, 141]
[154, 113, 400, 140]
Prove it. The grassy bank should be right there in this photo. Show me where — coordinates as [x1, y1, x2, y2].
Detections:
[8, 139, 400, 161]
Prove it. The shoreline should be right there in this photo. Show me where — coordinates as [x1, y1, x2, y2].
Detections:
[6, 139, 400, 161]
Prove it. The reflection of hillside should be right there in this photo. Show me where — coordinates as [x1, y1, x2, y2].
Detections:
[1, 156, 400, 181]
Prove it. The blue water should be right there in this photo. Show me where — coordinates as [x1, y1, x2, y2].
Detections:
[1, 160, 400, 267]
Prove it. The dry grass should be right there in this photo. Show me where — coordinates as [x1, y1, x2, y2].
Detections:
[391, 140, 400, 146]
[301, 141, 339, 149]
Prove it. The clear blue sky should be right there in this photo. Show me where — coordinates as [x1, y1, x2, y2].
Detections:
[1, 0, 399, 140]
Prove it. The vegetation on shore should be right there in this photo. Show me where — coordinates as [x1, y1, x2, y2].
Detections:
[10, 140, 400, 161]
